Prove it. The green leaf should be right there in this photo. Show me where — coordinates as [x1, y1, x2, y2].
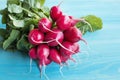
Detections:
[17, 34, 32, 51]
[39, 0, 45, 6]
[83, 15, 103, 31]
[41, 6, 50, 17]
[3, 29, 20, 50]
[7, 0, 20, 5]
[8, 15, 25, 27]
[0, 8, 8, 24]
[13, 19, 24, 28]
[76, 15, 103, 35]
[8, 4, 23, 13]
[0, 28, 8, 39]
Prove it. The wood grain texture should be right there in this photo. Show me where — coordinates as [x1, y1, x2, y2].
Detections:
[0, 0, 120, 80]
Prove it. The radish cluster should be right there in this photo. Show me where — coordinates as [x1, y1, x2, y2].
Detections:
[28, 4, 86, 73]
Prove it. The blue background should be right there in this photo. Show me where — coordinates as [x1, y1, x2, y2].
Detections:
[0, 0, 120, 80]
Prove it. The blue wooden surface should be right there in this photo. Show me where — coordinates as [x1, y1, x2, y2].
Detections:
[0, 0, 120, 80]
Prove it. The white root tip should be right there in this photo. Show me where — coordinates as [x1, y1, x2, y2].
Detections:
[57, 1, 64, 7]
[39, 65, 42, 78]
[59, 65, 64, 77]
[81, 38, 87, 45]
[29, 58, 32, 73]
[43, 65, 49, 80]
[69, 57, 76, 63]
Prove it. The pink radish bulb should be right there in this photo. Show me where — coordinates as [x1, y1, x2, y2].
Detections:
[64, 26, 87, 43]
[49, 48, 61, 64]
[60, 53, 69, 63]
[29, 47, 37, 59]
[38, 18, 52, 33]
[37, 44, 50, 60]
[56, 15, 71, 31]
[39, 58, 52, 66]
[50, 6, 62, 21]
[69, 16, 81, 27]
[72, 42, 80, 54]
[60, 41, 75, 56]
[45, 28, 64, 46]
[28, 29, 44, 45]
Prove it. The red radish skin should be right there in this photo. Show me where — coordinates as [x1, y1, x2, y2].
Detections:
[60, 53, 69, 63]
[38, 18, 52, 33]
[28, 29, 44, 45]
[60, 41, 75, 56]
[49, 48, 62, 64]
[37, 44, 50, 60]
[39, 58, 52, 66]
[64, 26, 87, 44]
[72, 43, 80, 54]
[50, 6, 62, 21]
[56, 15, 71, 31]
[45, 28, 64, 46]
[29, 47, 37, 59]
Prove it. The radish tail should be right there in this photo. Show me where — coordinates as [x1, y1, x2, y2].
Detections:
[59, 65, 64, 77]
[56, 40, 76, 53]
[69, 57, 76, 63]
[81, 38, 87, 45]
[57, 1, 64, 7]
[43, 64, 49, 80]
[29, 58, 32, 73]
[39, 65, 42, 78]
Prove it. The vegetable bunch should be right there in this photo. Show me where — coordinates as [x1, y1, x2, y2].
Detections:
[0, 0, 103, 76]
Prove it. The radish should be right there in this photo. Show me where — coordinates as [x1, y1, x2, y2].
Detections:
[45, 28, 76, 54]
[60, 53, 69, 63]
[60, 41, 74, 56]
[38, 18, 52, 33]
[28, 29, 44, 45]
[72, 42, 80, 54]
[37, 44, 50, 60]
[28, 47, 37, 73]
[64, 26, 87, 44]
[39, 58, 52, 66]
[49, 48, 62, 65]
[56, 15, 80, 31]
[39, 58, 51, 80]
[29, 47, 37, 59]
[50, 3, 63, 21]
[56, 15, 71, 31]
[45, 28, 64, 46]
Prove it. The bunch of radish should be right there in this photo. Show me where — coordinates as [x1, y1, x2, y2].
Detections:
[28, 4, 86, 75]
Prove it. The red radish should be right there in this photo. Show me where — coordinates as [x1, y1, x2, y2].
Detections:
[50, 4, 63, 21]
[60, 53, 69, 63]
[64, 26, 87, 44]
[29, 47, 37, 59]
[56, 15, 80, 31]
[28, 29, 44, 45]
[49, 48, 61, 64]
[56, 15, 71, 31]
[60, 41, 75, 56]
[39, 58, 52, 66]
[45, 28, 64, 46]
[38, 18, 52, 33]
[72, 42, 80, 53]
[37, 44, 50, 60]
